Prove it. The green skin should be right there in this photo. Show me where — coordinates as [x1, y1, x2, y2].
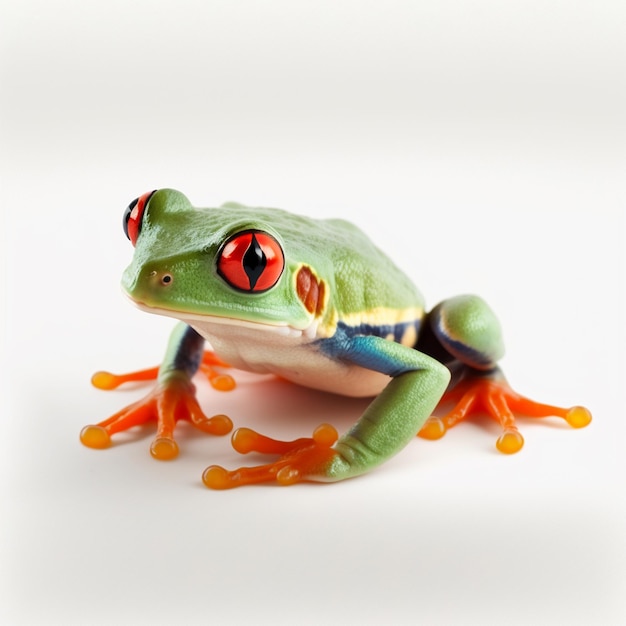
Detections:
[120, 189, 506, 482]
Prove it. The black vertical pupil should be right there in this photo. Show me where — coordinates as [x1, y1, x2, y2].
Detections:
[242, 234, 267, 289]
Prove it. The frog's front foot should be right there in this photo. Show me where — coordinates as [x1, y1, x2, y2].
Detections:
[80, 376, 233, 460]
[418, 375, 592, 453]
[203, 424, 342, 489]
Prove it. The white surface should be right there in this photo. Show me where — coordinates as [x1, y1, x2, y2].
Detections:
[1, 1, 625, 625]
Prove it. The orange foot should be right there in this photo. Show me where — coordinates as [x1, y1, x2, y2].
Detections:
[81, 353, 235, 459]
[203, 424, 340, 489]
[418, 377, 592, 454]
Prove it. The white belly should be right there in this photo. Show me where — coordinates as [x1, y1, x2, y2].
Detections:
[188, 317, 390, 398]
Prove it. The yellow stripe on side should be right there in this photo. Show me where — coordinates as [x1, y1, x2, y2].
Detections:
[316, 306, 424, 340]
[339, 306, 424, 328]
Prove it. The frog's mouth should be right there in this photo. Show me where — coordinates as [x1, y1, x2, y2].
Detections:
[128, 296, 321, 339]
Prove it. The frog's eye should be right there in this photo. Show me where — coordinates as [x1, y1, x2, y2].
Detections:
[123, 190, 156, 246]
[217, 230, 284, 292]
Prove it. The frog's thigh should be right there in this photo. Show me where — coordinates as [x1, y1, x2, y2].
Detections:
[430, 295, 504, 370]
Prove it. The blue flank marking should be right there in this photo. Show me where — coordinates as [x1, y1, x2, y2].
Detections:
[317, 320, 421, 376]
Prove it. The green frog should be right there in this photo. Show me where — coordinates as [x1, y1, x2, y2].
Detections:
[80, 189, 591, 488]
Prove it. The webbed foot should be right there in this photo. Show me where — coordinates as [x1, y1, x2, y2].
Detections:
[203, 424, 341, 488]
[80, 370, 233, 461]
[418, 376, 591, 453]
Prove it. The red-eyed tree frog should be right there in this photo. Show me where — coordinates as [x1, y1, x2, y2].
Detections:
[80, 189, 592, 488]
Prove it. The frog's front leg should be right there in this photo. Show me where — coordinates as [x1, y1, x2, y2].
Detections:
[80, 323, 233, 459]
[416, 295, 592, 453]
[203, 337, 451, 488]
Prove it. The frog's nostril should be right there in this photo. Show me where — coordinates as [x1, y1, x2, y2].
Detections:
[149, 270, 173, 286]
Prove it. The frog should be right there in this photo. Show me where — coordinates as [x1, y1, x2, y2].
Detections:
[80, 189, 592, 488]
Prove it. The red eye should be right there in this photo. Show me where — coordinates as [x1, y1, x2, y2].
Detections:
[123, 190, 156, 246]
[217, 230, 284, 292]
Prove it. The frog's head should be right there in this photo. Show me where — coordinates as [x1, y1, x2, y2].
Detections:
[121, 189, 330, 337]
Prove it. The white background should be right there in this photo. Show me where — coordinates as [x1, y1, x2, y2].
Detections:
[1, 1, 624, 624]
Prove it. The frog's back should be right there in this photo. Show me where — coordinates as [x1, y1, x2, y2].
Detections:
[217, 202, 424, 334]
[316, 216, 424, 313]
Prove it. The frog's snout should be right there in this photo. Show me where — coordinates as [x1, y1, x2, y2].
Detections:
[121, 264, 174, 306]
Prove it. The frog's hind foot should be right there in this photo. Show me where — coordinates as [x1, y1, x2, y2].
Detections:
[418, 377, 592, 454]
[203, 424, 339, 489]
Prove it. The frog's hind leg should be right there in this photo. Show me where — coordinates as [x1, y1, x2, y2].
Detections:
[415, 295, 591, 453]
